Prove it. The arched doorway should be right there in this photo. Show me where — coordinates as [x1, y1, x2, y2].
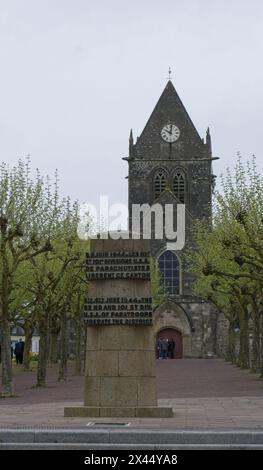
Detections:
[153, 301, 192, 357]
[156, 328, 183, 359]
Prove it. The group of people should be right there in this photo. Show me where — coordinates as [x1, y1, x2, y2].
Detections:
[157, 336, 176, 359]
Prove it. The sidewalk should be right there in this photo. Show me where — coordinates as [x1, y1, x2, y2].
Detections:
[1, 359, 263, 428]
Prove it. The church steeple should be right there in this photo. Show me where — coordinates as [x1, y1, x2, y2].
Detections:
[132, 79, 208, 161]
[125, 77, 213, 219]
[124, 77, 216, 360]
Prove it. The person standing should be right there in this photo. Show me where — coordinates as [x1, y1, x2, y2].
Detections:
[14, 338, 25, 364]
[161, 338, 168, 359]
[14, 341, 19, 364]
[168, 339, 176, 358]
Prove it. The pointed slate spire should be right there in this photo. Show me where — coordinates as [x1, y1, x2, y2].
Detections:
[134, 80, 205, 160]
[206, 126, 211, 143]
[129, 129, 134, 157]
[206, 127, 212, 155]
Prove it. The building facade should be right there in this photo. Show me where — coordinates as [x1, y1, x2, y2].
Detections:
[123, 80, 218, 358]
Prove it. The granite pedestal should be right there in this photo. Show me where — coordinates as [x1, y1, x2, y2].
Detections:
[65, 237, 173, 418]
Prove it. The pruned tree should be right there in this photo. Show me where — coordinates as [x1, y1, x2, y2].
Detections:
[150, 258, 168, 307]
[187, 155, 263, 372]
[0, 159, 59, 396]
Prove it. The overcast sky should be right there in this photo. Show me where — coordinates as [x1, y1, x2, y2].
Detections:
[0, 0, 262, 210]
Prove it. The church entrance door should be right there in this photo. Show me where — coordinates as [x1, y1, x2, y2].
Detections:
[157, 328, 183, 359]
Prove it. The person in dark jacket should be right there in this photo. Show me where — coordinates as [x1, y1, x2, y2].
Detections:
[168, 340, 176, 358]
[161, 338, 169, 359]
[14, 338, 25, 364]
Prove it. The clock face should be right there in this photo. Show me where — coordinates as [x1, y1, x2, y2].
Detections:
[161, 123, 180, 143]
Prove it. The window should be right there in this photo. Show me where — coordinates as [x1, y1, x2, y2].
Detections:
[158, 250, 180, 295]
[154, 172, 166, 198]
[173, 171, 185, 203]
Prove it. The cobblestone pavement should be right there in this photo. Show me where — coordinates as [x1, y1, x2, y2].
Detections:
[1, 359, 263, 428]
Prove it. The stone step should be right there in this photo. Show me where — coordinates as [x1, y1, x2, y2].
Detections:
[1, 429, 263, 446]
[1, 442, 263, 450]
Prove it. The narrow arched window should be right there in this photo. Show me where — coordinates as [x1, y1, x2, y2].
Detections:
[158, 250, 180, 295]
[173, 171, 185, 203]
[154, 172, 166, 199]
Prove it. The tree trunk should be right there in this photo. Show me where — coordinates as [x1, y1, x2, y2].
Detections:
[0, 233, 13, 397]
[259, 315, 263, 379]
[238, 309, 249, 369]
[74, 298, 83, 375]
[23, 325, 34, 371]
[58, 313, 68, 381]
[74, 318, 82, 375]
[83, 325, 87, 373]
[49, 328, 59, 364]
[0, 318, 13, 397]
[37, 319, 49, 387]
[226, 323, 236, 363]
[251, 311, 260, 372]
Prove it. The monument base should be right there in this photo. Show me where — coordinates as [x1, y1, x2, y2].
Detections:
[64, 406, 173, 418]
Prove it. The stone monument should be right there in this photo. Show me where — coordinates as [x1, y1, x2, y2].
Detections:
[64, 237, 173, 418]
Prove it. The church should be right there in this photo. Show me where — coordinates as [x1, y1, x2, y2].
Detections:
[123, 79, 220, 358]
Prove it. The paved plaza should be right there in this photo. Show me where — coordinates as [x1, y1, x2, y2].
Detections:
[1, 359, 263, 428]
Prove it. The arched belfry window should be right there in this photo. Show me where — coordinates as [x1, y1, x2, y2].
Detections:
[154, 172, 166, 199]
[173, 171, 185, 203]
[158, 250, 180, 295]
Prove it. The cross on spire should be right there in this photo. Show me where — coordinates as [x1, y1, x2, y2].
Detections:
[167, 67, 172, 81]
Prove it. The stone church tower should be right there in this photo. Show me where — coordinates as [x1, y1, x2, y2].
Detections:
[123, 79, 217, 358]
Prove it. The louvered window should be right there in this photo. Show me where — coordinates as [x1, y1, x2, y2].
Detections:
[173, 171, 185, 203]
[154, 172, 166, 198]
